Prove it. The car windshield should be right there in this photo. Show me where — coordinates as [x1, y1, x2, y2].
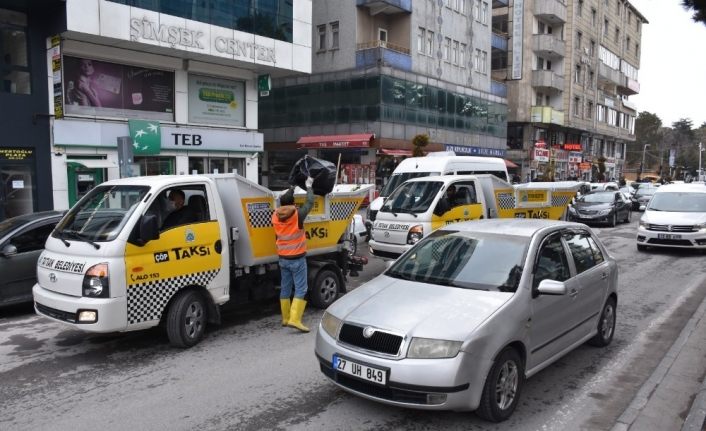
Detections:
[380, 171, 440, 197]
[636, 187, 658, 197]
[386, 230, 528, 292]
[0, 216, 29, 239]
[381, 181, 443, 214]
[579, 192, 614, 203]
[648, 192, 706, 212]
[53, 185, 149, 242]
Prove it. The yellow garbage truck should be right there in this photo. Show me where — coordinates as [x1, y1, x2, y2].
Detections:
[32, 173, 370, 347]
[369, 174, 579, 258]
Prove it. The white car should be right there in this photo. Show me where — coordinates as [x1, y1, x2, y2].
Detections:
[637, 184, 706, 251]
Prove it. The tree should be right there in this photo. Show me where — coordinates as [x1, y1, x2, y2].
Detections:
[412, 134, 429, 157]
[630, 111, 662, 168]
[672, 118, 699, 175]
[682, 0, 706, 26]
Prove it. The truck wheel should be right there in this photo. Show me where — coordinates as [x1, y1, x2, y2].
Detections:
[166, 290, 207, 348]
[309, 269, 340, 309]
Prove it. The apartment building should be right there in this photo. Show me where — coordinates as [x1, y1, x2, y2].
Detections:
[492, 0, 646, 181]
[259, 0, 509, 189]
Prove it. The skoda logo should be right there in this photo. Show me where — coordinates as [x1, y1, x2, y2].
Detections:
[49, 273, 57, 283]
[363, 326, 376, 338]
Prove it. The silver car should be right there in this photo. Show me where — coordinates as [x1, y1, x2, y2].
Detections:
[315, 219, 618, 422]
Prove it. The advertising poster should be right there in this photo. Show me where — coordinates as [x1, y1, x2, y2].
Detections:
[63, 56, 174, 120]
[188, 75, 245, 127]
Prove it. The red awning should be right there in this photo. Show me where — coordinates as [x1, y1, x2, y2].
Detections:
[378, 148, 413, 156]
[297, 133, 374, 149]
[504, 159, 519, 168]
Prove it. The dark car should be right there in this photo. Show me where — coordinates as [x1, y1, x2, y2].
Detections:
[568, 191, 632, 226]
[632, 184, 660, 211]
[0, 211, 63, 307]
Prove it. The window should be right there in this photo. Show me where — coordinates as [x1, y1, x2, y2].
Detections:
[635, 42, 639, 56]
[317, 25, 326, 51]
[0, 9, 30, 94]
[11, 223, 56, 253]
[597, 104, 605, 122]
[151, 184, 211, 231]
[588, 69, 594, 87]
[590, 40, 596, 56]
[460, 43, 466, 66]
[461, 0, 468, 15]
[587, 101, 594, 119]
[533, 235, 571, 290]
[625, 35, 630, 52]
[592, 8, 597, 26]
[481, 1, 488, 24]
[614, 27, 619, 43]
[603, 18, 608, 36]
[574, 64, 582, 84]
[628, 10, 632, 24]
[576, 31, 582, 50]
[418, 27, 425, 53]
[444, 37, 451, 61]
[331, 22, 339, 49]
[426, 30, 434, 56]
[637, 20, 641, 33]
[573, 96, 581, 117]
[473, 0, 480, 20]
[378, 28, 387, 45]
[577, 0, 583, 16]
[481, 51, 487, 73]
[564, 232, 597, 274]
[453, 41, 459, 64]
[616, 0, 620, 14]
[474, 49, 481, 71]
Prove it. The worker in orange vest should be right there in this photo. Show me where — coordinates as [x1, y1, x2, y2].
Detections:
[272, 176, 315, 332]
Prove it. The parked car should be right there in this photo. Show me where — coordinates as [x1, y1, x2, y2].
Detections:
[568, 191, 632, 226]
[316, 219, 618, 422]
[0, 211, 64, 307]
[590, 182, 619, 192]
[633, 184, 660, 211]
[637, 183, 706, 251]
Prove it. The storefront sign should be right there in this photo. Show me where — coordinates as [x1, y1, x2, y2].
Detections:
[128, 119, 161, 155]
[563, 143, 582, 151]
[188, 75, 245, 127]
[511, 0, 524, 80]
[568, 151, 583, 164]
[129, 18, 275, 63]
[444, 145, 506, 157]
[63, 56, 174, 120]
[533, 148, 549, 162]
[50, 36, 63, 119]
[298, 134, 373, 149]
[579, 162, 592, 171]
[0, 148, 34, 161]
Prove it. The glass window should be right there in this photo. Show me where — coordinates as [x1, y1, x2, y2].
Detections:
[318, 25, 326, 50]
[426, 30, 434, 55]
[133, 156, 175, 176]
[381, 180, 443, 214]
[0, 9, 30, 94]
[482, 2, 488, 23]
[188, 157, 205, 174]
[534, 235, 571, 289]
[11, 223, 56, 253]
[417, 27, 425, 53]
[331, 21, 339, 49]
[452, 41, 459, 64]
[460, 43, 466, 66]
[444, 37, 451, 61]
[586, 236, 605, 265]
[564, 232, 596, 274]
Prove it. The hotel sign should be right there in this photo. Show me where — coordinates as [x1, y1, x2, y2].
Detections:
[130, 18, 275, 63]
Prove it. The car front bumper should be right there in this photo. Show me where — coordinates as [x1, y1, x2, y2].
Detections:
[637, 227, 706, 249]
[570, 212, 614, 224]
[368, 239, 409, 259]
[315, 326, 492, 411]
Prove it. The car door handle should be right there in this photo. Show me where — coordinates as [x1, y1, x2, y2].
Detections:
[569, 289, 578, 298]
[601, 273, 608, 280]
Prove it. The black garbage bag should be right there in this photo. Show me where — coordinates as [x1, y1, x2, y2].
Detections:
[288, 155, 337, 196]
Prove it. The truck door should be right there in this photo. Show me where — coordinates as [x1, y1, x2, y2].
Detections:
[431, 180, 485, 231]
[124, 184, 223, 327]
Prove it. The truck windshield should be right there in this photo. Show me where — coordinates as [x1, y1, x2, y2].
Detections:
[53, 185, 149, 242]
[380, 172, 440, 197]
[381, 181, 443, 214]
[648, 192, 706, 212]
[386, 230, 528, 292]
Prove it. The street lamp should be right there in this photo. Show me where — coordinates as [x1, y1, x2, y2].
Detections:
[699, 142, 704, 182]
[638, 144, 650, 181]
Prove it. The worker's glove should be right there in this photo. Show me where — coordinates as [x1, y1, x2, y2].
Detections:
[305, 176, 314, 188]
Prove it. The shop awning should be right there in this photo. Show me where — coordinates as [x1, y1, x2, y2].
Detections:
[504, 159, 519, 168]
[66, 159, 117, 169]
[378, 148, 413, 156]
[297, 133, 374, 149]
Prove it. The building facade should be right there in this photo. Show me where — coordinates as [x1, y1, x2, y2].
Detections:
[259, 0, 509, 190]
[492, 0, 646, 181]
[0, 0, 312, 219]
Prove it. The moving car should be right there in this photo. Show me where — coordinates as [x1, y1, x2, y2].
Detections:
[316, 219, 618, 422]
[632, 184, 660, 211]
[637, 183, 706, 251]
[568, 191, 632, 226]
[590, 182, 619, 192]
[0, 211, 63, 307]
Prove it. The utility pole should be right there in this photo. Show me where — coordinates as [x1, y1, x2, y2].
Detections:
[638, 143, 650, 181]
[699, 142, 703, 181]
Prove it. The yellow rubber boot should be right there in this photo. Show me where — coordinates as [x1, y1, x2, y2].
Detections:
[287, 298, 310, 333]
[280, 299, 291, 326]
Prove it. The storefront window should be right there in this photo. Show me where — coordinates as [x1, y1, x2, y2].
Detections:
[188, 157, 205, 175]
[268, 150, 306, 190]
[209, 158, 225, 174]
[0, 9, 30, 94]
[0, 148, 36, 220]
[134, 156, 174, 176]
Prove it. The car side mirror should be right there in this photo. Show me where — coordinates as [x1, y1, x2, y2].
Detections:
[537, 279, 567, 295]
[139, 214, 160, 244]
[1, 244, 18, 257]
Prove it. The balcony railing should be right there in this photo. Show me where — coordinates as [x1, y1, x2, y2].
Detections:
[492, 32, 508, 51]
[491, 80, 507, 98]
[618, 77, 640, 96]
[531, 70, 565, 92]
[530, 106, 565, 126]
[493, 0, 508, 7]
[534, 0, 567, 24]
[598, 62, 624, 86]
[357, 0, 411, 14]
[356, 41, 411, 71]
[531, 34, 565, 58]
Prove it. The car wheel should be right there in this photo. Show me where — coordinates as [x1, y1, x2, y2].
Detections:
[588, 297, 617, 347]
[309, 269, 340, 309]
[476, 347, 524, 422]
[166, 290, 207, 348]
[637, 243, 648, 251]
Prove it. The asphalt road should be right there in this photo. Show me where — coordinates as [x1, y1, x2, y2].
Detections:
[1, 217, 705, 431]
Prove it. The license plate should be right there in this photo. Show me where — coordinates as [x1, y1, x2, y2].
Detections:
[658, 234, 682, 239]
[332, 354, 387, 386]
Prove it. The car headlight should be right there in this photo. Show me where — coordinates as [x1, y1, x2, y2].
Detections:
[320, 311, 342, 339]
[407, 337, 462, 359]
[697, 222, 706, 232]
[599, 209, 612, 216]
[407, 225, 423, 245]
[639, 219, 649, 229]
[82, 263, 109, 298]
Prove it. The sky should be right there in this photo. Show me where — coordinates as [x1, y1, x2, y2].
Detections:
[630, 0, 706, 129]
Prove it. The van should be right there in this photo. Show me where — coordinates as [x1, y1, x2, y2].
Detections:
[367, 154, 509, 229]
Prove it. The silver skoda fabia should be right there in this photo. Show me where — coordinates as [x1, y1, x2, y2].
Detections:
[315, 219, 618, 422]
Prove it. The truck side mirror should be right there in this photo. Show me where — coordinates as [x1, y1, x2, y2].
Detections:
[1, 244, 17, 258]
[140, 214, 160, 243]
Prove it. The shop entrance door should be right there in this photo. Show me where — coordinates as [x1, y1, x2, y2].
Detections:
[0, 163, 35, 221]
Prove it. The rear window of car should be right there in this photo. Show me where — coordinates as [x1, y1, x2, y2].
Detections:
[563, 232, 597, 274]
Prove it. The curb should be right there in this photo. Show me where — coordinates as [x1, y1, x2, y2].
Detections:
[612, 287, 706, 431]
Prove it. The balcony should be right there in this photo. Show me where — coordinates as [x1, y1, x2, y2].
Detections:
[618, 77, 640, 96]
[534, 0, 567, 24]
[491, 80, 507, 98]
[598, 62, 624, 86]
[531, 70, 565, 92]
[531, 34, 565, 59]
[531, 106, 565, 126]
[493, 0, 508, 7]
[356, 41, 411, 71]
[492, 32, 508, 51]
[622, 98, 637, 111]
[357, 0, 411, 14]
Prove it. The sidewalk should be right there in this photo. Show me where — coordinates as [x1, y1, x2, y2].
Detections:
[612, 292, 706, 431]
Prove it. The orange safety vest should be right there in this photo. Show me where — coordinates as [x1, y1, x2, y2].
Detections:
[272, 207, 307, 257]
